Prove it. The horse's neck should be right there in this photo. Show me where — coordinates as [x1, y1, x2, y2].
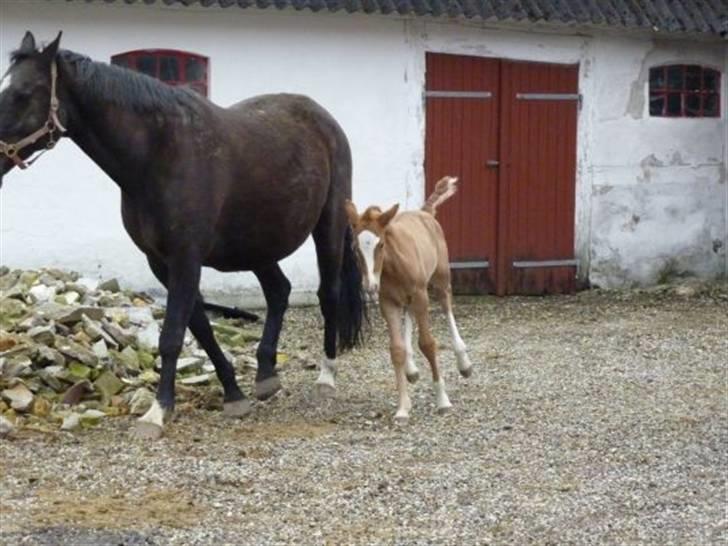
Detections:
[59, 59, 148, 193]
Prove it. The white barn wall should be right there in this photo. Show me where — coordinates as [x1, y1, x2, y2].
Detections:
[0, 1, 726, 303]
[0, 2, 420, 305]
[588, 37, 726, 287]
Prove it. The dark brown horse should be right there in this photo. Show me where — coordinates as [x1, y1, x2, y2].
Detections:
[0, 32, 366, 438]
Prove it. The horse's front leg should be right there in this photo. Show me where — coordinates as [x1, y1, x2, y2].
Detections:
[135, 256, 201, 440]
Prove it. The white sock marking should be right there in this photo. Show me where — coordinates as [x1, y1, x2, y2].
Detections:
[138, 400, 165, 428]
[433, 379, 452, 410]
[315, 357, 336, 388]
[403, 312, 418, 377]
[447, 311, 472, 372]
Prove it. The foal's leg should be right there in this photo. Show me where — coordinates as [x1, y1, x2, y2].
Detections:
[432, 282, 473, 378]
[403, 311, 420, 384]
[381, 301, 411, 422]
[252, 264, 291, 400]
[135, 256, 201, 439]
[411, 291, 452, 415]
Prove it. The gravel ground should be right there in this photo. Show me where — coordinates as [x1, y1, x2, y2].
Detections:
[1, 284, 727, 545]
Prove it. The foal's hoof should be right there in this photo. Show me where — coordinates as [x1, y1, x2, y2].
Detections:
[393, 413, 409, 425]
[406, 370, 420, 384]
[132, 421, 164, 441]
[459, 365, 473, 378]
[255, 376, 282, 401]
[313, 381, 336, 399]
[223, 398, 253, 418]
[437, 404, 452, 416]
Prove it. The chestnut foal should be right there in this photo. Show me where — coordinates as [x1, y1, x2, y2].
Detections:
[345, 176, 473, 422]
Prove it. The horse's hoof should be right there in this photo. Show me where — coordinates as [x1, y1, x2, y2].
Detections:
[437, 404, 452, 416]
[459, 365, 473, 378]
[132, 421, 164, 440]
[313, 381, 336, 399]
[223, 398, 253, 418]
[406, 370, 420, 384]
[255, 376, 282, 401]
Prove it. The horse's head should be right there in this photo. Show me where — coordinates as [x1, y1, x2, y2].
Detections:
[345, 199, 399, 295]
[0, 31, 64, 188]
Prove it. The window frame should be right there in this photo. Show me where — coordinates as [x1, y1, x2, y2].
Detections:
[648, 64, 721, 118]
[110, 49, 210, 97]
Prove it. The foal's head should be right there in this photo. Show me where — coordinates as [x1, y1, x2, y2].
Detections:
[0, 31, 63, 186]
[345, 200, 399, 294]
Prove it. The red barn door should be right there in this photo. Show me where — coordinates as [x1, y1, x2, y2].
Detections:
[425, 53, 579, 295]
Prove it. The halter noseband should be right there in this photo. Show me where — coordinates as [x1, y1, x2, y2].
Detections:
[0, 60, 67, 170]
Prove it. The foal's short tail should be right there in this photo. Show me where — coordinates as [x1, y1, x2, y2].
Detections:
[422, 176, 459, 216]
[337, 225, 368, 351]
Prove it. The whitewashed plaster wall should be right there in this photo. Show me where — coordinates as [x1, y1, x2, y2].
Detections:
[0, 1, 725, 304]
[0, 1, 420, 304]
[587, 36, 727, 287]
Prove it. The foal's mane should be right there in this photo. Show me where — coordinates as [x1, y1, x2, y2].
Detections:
[45, 49, 207, 115]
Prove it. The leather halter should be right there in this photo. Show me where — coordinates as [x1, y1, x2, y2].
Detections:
[0, 60, 67, 170]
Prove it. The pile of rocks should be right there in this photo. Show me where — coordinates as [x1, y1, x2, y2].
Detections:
[0, 267, 261, 438]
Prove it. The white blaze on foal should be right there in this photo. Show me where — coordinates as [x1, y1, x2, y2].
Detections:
[357, 229, 382, 293]
[346, 176, 474, 422]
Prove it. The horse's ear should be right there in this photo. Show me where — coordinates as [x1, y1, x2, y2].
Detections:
[19, 31, 37, 54]
[344, 200, 359, 227]
[41, 31, 62, 61]
[378, 203, 399, 228]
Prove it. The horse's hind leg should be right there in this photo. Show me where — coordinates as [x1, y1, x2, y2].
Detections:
[311, 218, 345, 397]
[143, 258, 250, 421]
[432, 275, 473, 378]
[411, 291, 452, 415]
[403, 311, 420, 384]
[188, 301, 251, 417]
[252, 264, 291, 400]
[135, 255, 202, 439]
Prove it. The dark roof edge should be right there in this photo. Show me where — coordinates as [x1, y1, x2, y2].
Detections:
[53, 0, 728, 38]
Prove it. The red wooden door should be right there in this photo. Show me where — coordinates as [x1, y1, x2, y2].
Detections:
[425, 53, 499, 294]
[498, 61, 579, 295]
[425, 53, 579, 295]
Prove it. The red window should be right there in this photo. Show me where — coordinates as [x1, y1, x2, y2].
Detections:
[649, 65, 720, 118]
[111, 49, 209, 97]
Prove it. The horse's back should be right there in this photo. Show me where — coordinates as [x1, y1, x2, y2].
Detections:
[385, 211, 447, 287]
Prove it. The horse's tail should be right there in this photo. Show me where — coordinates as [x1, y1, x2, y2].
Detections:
[337, 224, 367, 351]
[422, 176, 459, 216]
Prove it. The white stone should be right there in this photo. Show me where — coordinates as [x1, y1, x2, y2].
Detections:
[61, 413, 81, 431]
[136, 321, 160, 352]
[29, 284, 56, 303]
[180, 373, 211, 385]
[0, 415, 15, 438]
[92, 339, 109, 359]
[1, 383, 34, 412]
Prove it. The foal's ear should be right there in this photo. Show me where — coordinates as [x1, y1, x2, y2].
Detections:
[378, 203, 399, 228]
[19, 31, 37, 55]
[41, 31, 62, 61]
[344, 200, 359, 227]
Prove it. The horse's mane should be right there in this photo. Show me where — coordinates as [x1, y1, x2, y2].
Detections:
[53, 49, 207, 115]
